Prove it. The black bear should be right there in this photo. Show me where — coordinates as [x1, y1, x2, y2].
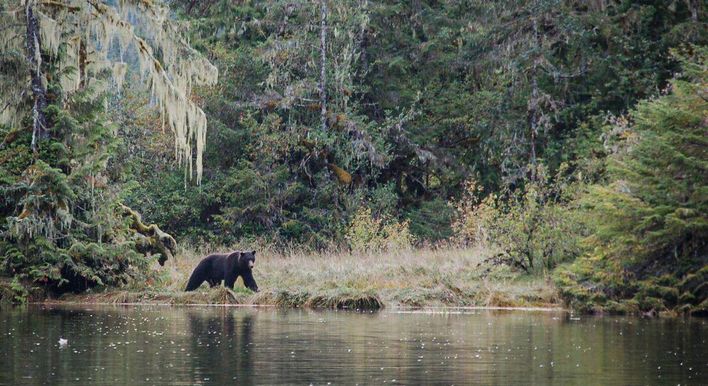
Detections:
[184, 250, 259, 292]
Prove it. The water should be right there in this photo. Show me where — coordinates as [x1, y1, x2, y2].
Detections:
[0, 305, 705, 385]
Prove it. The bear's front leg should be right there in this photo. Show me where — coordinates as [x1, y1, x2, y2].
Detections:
[241, 270, 259, 292]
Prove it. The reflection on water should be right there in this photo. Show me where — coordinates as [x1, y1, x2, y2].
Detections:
[0, 305, 705, 385]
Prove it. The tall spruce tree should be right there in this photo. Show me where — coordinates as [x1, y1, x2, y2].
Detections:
[587, 47, 706, 268]
[556, 47, 707, 314]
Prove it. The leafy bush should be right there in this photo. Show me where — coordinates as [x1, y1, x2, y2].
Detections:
[345, 207, 415, 252]
[453, 165, 584, 273]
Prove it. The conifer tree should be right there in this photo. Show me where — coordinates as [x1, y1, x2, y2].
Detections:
[586, 47, 707, 267]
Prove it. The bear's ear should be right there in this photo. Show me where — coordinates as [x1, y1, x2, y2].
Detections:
[250, 250, 256, 256]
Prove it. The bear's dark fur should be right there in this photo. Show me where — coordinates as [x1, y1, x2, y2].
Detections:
[184, 250, 259, 292]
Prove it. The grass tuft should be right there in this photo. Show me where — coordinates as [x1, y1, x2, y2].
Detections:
[306, 289, 384, 310]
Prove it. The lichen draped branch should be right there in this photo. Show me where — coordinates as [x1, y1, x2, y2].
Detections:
[0, 0, 218, 183]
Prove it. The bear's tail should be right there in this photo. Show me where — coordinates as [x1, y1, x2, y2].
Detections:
[184, 271, 203, 291]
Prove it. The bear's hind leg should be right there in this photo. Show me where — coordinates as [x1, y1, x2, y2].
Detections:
[185, 271, 205, 291]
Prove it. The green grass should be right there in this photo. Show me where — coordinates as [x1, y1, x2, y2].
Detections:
[52, 246, 561, 310]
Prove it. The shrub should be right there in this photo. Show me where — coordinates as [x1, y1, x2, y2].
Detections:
[453, 165, 584, 273]
[345, 207, 415, 252]
[582, 47, 707, 267]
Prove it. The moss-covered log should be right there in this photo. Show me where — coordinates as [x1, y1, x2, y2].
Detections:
[118, 203, 176, 266]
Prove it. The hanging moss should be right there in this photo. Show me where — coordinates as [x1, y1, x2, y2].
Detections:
[1, 0, 218, 182]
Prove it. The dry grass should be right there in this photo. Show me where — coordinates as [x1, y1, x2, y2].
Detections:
[54, 246, 561, 310]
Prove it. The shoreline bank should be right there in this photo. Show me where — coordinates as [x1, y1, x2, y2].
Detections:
[41, 280, 561, 311]
[34, 298, 568, 313]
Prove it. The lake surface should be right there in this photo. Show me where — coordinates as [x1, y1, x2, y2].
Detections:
[0, 305, 705, 385]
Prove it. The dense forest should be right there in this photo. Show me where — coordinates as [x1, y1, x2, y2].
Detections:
[0, 0, 705, 314]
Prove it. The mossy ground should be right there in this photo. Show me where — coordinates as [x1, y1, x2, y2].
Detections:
[46, 247, 560, 311]
[553, 257, 708, 317]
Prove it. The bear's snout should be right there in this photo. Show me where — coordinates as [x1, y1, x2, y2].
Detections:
[248, 260, 254, 269]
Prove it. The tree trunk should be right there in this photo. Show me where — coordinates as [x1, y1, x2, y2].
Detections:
[25, 4, 49, 151]
[528, 17, 540, 176]
[687, 0, 698, 22]
[79, 38, 87, 89]
[319, 0, 327, 132]
[186, 0, 197, 15]
[358, 0, 369, 76]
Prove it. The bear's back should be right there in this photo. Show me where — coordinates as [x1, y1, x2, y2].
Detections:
[203, 253, 240, 274]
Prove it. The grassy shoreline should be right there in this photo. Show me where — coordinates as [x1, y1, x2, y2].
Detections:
[41, 247, 562, 310]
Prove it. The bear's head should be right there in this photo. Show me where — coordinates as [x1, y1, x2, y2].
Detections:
[238, 250, 256, 270]
[226, 250, 258, 291]
[239, 250, 258, 291]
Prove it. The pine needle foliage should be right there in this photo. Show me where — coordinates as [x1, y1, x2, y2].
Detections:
[556, 47, 708, 314]
[585, 47, 707, 267]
